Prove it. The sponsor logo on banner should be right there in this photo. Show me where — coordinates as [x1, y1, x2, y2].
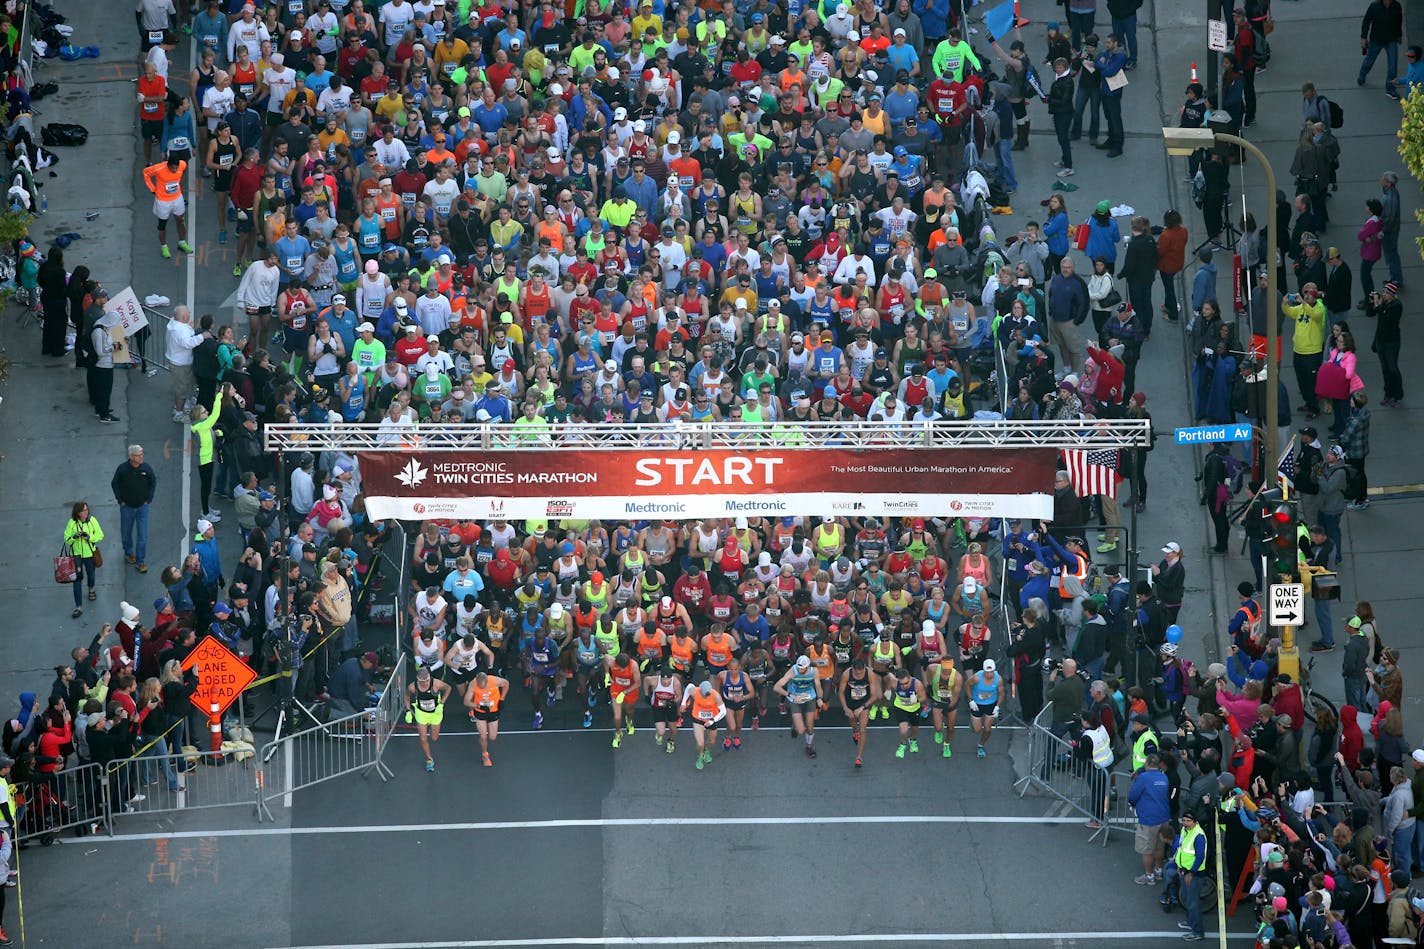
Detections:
[832, 500, 868, 512]
[883, 499, 919, 512]
[625, 500, 689, 515]
[546, 499, 574, 517]
[488, 499, 505, 516]
[396, 459, 429, 488]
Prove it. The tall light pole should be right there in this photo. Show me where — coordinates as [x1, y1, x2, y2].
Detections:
[1163, 127, 1296, 691]
[1161, 126, 1280, 467]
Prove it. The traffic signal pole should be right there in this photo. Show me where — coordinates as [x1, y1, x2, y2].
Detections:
[1271, 485, 1300, 681]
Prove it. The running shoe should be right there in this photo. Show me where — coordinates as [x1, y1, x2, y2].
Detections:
[582, 710, 592, 728]
[805, 745, 817, 758]
[546, 687, 556, 705]
[943, 744, 952, 759]
[161, 245, 172, 259]
[908, 740, 919, 754]
[896, 743, 906, 759]
[751, 716, 759, 730]
[703, 750, 712, 764]
[218, 229, 227, 244]
[976, 745, 986, 758]
[666, 740, 675, 753]
[626, 720, 635, 735]
[654, 733, 664, 745]
[779, 701, 786, 715]
[722, 738, 731, 751]
[533, 711, 543, 730]
[425, 758, 434, 772]
[232, 263, 243, 277]
[854, 757, 863, 768]
[695, 755, 704, 770]
[934, 731, 944, 744]
[178, 241, 193, 254]
[482, 752, 491, 767]
[612, 731, 622, 748]
[919, 707, 929, 720]
[587, 690, 597, 708]
[851, 731, 860, 744]
[732, 737, 740, 749]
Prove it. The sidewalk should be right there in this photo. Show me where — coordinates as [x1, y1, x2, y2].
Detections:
[1156, 0, 1424, 712]
[0, 1, 203, 705]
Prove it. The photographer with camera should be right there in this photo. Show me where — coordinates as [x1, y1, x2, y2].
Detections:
[1006, 598, 1050, 720]
[1047, 658, 1085, 740]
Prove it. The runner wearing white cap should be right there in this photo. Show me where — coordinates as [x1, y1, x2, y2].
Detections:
[967, 658, 1003, 757]
[774, 654, 824, 758]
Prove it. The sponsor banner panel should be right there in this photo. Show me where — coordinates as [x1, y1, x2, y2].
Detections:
[359, 448, 1056, 521]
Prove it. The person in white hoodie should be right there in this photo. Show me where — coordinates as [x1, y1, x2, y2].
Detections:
[89, 310, 123, 423]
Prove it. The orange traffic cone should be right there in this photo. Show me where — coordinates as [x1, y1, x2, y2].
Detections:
[1190, 62, 1199, 83]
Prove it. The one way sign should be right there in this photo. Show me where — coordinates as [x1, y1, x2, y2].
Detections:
[1269, 583, 1305, 627]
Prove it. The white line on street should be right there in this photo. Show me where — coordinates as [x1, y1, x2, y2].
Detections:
[97, 813, 1093, 843]
[268, 931, 1258, 948]
[386, 724, 1026, 738]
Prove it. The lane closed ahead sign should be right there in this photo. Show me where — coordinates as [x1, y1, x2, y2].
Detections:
[1269, 583, 1305, 628]
[180, 636, 258, 717]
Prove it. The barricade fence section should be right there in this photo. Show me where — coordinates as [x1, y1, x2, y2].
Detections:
[107, 749, 264, 826]
[259, 654, 405, 813]
[136, 306, 173, 374]
[15, 761, 109, 844]
[1013, 704, 1114, 846]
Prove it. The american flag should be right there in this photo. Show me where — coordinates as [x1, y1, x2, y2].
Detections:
[1277, 436, 1299, 490]
[1062, 449, 1121, 499]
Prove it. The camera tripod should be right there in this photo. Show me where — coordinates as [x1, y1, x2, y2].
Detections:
[1194, 196, 1242, 256]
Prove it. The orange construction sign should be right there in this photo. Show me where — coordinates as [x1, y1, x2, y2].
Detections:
[180, 636, 258, 718]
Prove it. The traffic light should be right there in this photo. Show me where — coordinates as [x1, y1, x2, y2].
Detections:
[1263, 492, 1299, 580]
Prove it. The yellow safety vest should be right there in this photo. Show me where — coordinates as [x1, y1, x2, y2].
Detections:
[1175, 824, 1205, 870]
[1132, 728, 1158, 771]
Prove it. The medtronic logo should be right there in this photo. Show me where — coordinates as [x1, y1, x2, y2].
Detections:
[724, 499, 788, 513]
[395, 458, 428, 488]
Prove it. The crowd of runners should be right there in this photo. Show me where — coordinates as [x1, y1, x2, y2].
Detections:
[399, 513, 1019, 771]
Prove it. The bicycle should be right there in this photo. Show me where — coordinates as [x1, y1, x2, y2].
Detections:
[1300, 655, 1338, 727]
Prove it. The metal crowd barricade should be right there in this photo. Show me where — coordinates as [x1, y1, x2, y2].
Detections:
[1013, 704, 1114, 846]
[135, 306, 174, 374]
[259, 655, 404, 814]
[107, 749, 265, 825]
[14, 761, 110, 844]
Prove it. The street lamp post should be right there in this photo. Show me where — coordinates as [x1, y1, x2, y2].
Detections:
[1163, 127, 1294, 687]
[1161, 127, 1280, 467]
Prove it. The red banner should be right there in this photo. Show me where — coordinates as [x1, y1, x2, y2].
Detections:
[358, 448, 1058, 521]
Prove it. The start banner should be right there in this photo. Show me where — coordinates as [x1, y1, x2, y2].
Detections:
[359, 447, 1057, 521]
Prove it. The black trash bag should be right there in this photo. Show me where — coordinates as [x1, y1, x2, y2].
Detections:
[40, 123, 87, 147]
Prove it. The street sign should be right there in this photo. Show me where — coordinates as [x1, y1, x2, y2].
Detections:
[1174, 423, 1253, 445]
[1208, 19, 1229, 53]
[180, 635, 258, 718]
[1269, 583, 1305, 627]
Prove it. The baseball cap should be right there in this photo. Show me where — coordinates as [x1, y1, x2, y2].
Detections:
[982, 659, 996, 672]
[361, 651, 380, 665]
[1162, 542, 1181, 554]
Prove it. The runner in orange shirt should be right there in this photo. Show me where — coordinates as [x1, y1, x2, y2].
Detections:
[142, 156, 193, 259]
[605, 651, 642, 747]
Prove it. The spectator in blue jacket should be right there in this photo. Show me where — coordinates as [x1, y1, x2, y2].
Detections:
[191, 518, 223, 598]
[1190, 248, 1217, 319]
[1129, 754, 1172, 883]
[1083, 200, 1122, 263]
